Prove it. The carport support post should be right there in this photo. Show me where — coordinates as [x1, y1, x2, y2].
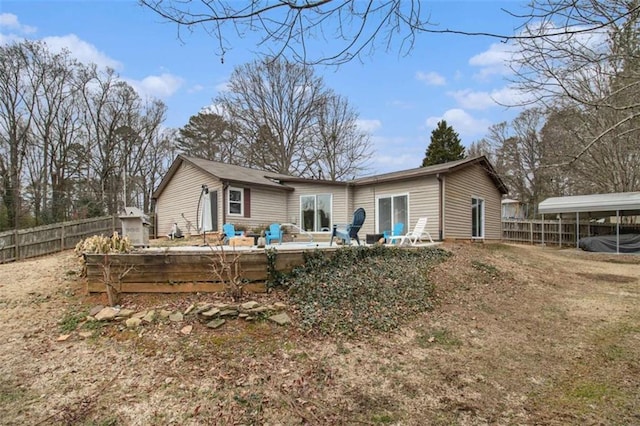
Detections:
[541, 214, 545, 246]
[616, 209, 620, 254]
[576, 212, 579, 249]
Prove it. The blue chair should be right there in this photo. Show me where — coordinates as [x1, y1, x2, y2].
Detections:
[264, 223, 283, 245]
[330, 208, 366, 246]
[383, 222, 404, 244]
[222, 223, 243, 243]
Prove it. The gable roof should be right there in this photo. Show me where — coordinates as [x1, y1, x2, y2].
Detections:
[152, 155, 295, 199]
[352, 156, 508, 194]
[153, 154, 508, 199]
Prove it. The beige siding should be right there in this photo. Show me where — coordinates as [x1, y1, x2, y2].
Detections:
[226, 187, 288, 232]
[444, 165, 502, 240]
[155, 162, 221, 237]
[283, 182, 349, 232]
[353, 176, 440, 238]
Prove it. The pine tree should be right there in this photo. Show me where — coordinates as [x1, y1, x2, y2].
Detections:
[421, 120, 465, 167]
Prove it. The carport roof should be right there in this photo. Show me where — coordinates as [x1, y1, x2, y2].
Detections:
[538, 192, 640, 215]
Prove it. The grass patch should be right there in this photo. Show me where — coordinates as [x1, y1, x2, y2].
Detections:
[471, 260, 499, 277]
[59, 309, 87, 333]
[284, 246, 450, 337]
[416, 328, 462, 348]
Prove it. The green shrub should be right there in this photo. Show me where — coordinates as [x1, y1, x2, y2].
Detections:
[284, 246, 450, 337]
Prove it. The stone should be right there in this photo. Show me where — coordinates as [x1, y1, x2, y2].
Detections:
[241, 301, 260, 310]
[126, 317, 143, 328]
[200, 308, 220, 318]
[169, 312, 184, 322]
[94, 307, 119, 321]
[142, 310, 156, 323]
[57, 334, 71, 341]
[89, 305, 105, 316]
[116, 309, 134, 318]
[180, 325, 193, 335]
[205, 319, 226, 329]
[273, 302, 287, 310]
[268, 313, 291, 325]
[219, 309, 238, 317]
[193, 303, 213, 314]
[248, 306, 270, 314]
[159, 309, 172, 319]
[78, 331, 93, 338]
[238, 313, 249, 319]
[184, 304, 195, 315]
[132, 311, 147, 319]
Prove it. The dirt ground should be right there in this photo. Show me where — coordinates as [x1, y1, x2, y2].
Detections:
[0, 242, 639, 425]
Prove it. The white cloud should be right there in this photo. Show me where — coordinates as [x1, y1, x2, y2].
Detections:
[426, 109, 491, 139]
[388, 100, 414, 110]
[449, 86, 532, 110]
[415, 71, 446, 86]
[469, 42, 517, 80]
[42, 34, 122, 70]
[188, 84, 205, 94]
[126, 73, 184, 99]
[356, 119, 382, 133]
[0, 13, 36, 34]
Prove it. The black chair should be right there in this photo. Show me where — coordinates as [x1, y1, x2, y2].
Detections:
[330, 207, 366, 246]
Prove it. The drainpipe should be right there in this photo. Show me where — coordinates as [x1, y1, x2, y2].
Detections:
[437, 173, 444, 241]
[222, 182, 229, 226]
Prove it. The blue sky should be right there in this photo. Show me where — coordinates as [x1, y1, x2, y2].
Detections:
[0, 0, 528, 175]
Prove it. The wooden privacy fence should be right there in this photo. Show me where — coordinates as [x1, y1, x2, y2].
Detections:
[502, 219, 640, 246]
[0, 216, 119, 264]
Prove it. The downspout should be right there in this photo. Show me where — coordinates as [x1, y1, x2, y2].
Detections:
[222, 182, 229, 226]
[437, 173, 444, 241]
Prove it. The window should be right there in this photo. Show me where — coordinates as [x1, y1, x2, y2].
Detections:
[472, 197, 484, 238]
[377, 194, 408, 234]
[228, 187, 243, 216]
[300, 194, 332, 232]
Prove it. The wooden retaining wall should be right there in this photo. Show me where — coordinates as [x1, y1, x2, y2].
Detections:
[84, 249, 336, 293]
[0, 216, 118, 263]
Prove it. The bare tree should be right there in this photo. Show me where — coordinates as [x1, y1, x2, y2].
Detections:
[140, 0, 638, 66]
[312, 93, 373, 180]
[510, 0, 640, 164]
[216, 58, 324, 175]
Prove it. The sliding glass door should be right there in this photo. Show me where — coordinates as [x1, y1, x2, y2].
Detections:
[377, 194, 408, 234]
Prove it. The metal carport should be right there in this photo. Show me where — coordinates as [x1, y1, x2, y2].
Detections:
[538, 192, 640, 254]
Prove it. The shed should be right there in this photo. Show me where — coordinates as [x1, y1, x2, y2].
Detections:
[538, 192, 640, 253]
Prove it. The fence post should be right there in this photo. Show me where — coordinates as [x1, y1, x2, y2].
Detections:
[529, 220, 533, 244]
[14, 229, 19, 260]
[61, 222, 65, 251]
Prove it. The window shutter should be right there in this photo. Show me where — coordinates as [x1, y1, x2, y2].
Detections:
[244, 188, 251, 218]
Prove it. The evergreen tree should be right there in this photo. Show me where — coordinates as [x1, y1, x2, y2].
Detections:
[421, 120, 465, 167]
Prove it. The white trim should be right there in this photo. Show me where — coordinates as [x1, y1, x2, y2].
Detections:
[375, 192, 410, 234]
[472, 196, 485, 239]
[227, 186, 243, 216]
[299, 193, 333, 232]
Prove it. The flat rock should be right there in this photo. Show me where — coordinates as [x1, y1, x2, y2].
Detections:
[89, 305, 105, 316]
[273, 302, 287, 310]
[206, 319, 226, 329]
[95, 307, 119, 321]
[180, 325, 193, 335]
[200, 308, 220, 318]
[132, 310, 147, 319]
[159, 309, 172, 319]
[56, 334, 71, 341]
[126, 317, 142, 328]
[184, 304, 195, 315]
[142, 310, 156, 323]
[78, 331, 93, 338]
[219, 309, 238, 317]
[268, 313, 291, 325]
[248, 306, 270, 314]
[241, 301, 260, 310]
[169, 312, 184, 322]
[116, 309, 134, 318]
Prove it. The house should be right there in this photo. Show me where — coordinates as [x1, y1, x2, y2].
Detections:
[151, 155, 508, 241]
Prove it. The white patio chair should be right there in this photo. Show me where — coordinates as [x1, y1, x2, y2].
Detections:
[385, 217, 434, 245]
